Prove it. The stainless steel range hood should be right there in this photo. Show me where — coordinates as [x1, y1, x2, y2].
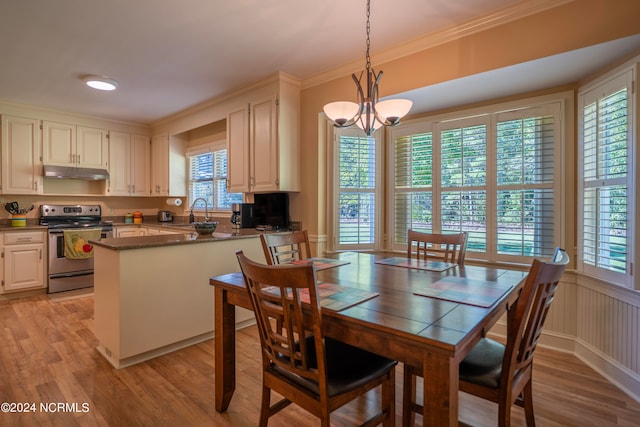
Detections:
[43, 165, 109, 180]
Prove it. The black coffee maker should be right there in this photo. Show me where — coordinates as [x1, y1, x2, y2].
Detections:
[230, 203, 254, 229]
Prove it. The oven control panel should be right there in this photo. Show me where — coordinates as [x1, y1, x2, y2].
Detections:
[40, 204, 102, 218]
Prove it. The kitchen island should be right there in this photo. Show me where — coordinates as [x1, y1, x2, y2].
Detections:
[92, 231, 265, 368]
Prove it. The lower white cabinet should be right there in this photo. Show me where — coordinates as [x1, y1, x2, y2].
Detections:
[1, 231, 46, 293]
[114, 227, 148, 238]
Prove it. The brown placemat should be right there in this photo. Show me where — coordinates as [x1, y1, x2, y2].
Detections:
[414, 276, 512, 307]
[375, 257, 457, 272]
[262, 282, 378, 311]
[290, 258, 350, 270]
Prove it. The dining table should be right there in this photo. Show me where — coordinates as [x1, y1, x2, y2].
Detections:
[209, 251, 528, 426]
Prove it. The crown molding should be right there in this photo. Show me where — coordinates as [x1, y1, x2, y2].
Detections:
[301, 0, 575, 89]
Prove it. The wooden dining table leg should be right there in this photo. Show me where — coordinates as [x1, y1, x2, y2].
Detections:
[423, 352, 458, 426]
[215, 286, 236, 412]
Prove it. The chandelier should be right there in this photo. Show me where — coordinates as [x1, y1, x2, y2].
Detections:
[323, 0, 412, 136]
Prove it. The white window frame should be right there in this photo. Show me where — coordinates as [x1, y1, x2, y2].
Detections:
[187, 141, 241, 213]
[327, 127, 383, 251]
[577, 66, 636, 289]
[387, 94, 566, 264]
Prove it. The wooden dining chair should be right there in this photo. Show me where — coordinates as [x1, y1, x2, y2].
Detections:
[260, 229, 312, 265]
[406, 229, 468, 265]
[236, 251, 397, 427]
[402, 248, 569, 427]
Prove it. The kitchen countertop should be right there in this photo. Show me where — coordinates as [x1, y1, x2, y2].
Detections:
[93, 226, 270, 250]
[0, 224, 47, 231]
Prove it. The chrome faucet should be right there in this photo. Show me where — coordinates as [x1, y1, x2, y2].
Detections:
[190, 198, 209, 223]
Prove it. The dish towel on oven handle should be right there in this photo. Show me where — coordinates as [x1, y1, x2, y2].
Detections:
[63, 228, 102, 259]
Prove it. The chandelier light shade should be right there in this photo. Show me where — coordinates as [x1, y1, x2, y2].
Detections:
[323, 0, 412, 136]
[83, 75, 118, 91]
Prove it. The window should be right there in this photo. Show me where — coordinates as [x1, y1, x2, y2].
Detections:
[390, 100, 562, 263]
[578, 69, 635, 288]
[495, 109, 556, 258]
[439, 120, 487, 253]
[393, 125, 433, 242]
[331, 128, 382, 250]
[188, 143, 241, 211]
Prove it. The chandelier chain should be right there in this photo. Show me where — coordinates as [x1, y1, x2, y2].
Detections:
[365, 0, 371, 72]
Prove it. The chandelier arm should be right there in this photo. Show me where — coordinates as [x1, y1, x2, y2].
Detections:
[331, 72, 366, 129]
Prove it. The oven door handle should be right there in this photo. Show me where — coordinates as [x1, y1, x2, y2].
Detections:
[49, 230, 110, 237]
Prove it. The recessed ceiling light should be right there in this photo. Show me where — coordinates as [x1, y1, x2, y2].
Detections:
[83, 75, 118, 91]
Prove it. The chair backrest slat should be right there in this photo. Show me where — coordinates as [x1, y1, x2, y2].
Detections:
[504, 249, 569, 382]
[236, 251, 326, 384]
[407, 230, 468, 265]
[261, 230, 312, 265]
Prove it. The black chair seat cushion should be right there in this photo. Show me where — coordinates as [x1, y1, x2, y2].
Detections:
[459, 338, 505, 389]
[271, 336, 397, 397]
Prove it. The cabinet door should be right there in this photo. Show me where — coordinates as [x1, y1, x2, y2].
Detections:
[108, 131, 131, 196]
[250, 97, 278, 192]
[130, 134, 150, 196]
[227, 106, 250, 193]
[1, 115, 42, 194]
[146, 227, 160, 235]
[115, 228, 147, 237]
[3, 243, 45, 293]
[77, 126, 108, 169]
[151, 133, 169, 196]
[43, 121, 76, 166]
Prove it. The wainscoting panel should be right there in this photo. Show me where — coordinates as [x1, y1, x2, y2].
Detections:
[576, 276, 640, 381]
[490, 270, 640, 402]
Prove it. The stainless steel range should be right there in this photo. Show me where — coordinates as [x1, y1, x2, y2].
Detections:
[39, 204, 113, 293]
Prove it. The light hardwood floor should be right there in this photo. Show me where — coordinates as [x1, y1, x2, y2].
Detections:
[1, 292, 639, 426]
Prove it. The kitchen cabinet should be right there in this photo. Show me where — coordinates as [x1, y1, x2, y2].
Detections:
[108, 131, 150, 196]
[145, 226, 186, 236]
[227, 74, 300, 193]
[0, 115, 43, 194]
[114, 227, 148, 238]
[42, 122, 108, 169]
[150, 133, 187, 197]
[77, 126, 109, 169]
[1, 231, 46, 293]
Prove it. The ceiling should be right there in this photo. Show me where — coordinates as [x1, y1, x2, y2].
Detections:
[1, 0, 639, 125]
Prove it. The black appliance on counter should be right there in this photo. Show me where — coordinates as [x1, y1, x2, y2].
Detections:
[40, 204, 114, 293]
[253, 192, 290, 230]
[230, 203, 255, 229]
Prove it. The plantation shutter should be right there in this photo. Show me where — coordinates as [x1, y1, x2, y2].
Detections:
[393, 131, 433, 245]
[438, 121, 487, 252]
[495, 107, 557, 258]
[581, 76, 630, 278]
[336, 133, 376, 248]
[187, 144, 241, 210]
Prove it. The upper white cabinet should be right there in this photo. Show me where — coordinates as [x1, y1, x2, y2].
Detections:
[227, 74, 300, 193]
[0, 115, 43, 194]
[108, 131, 150, 196]
[77, 126, 109, 169]
[42, 121, 108, 169]
[151, 133, 187, 197]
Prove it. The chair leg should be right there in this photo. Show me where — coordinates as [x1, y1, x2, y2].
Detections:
[382, 369, 396, 427]
[523, 380, 536, 427]
[259, 385, 271, 427]
[402, 364, 416, 427]
[497, 399, 512, 427]
[320, 408, 331, 427]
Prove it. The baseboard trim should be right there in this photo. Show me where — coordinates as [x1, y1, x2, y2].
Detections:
[96, 331, 214, 369]
[575, 340, 640, 404]
[490, 321, 640, 403]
